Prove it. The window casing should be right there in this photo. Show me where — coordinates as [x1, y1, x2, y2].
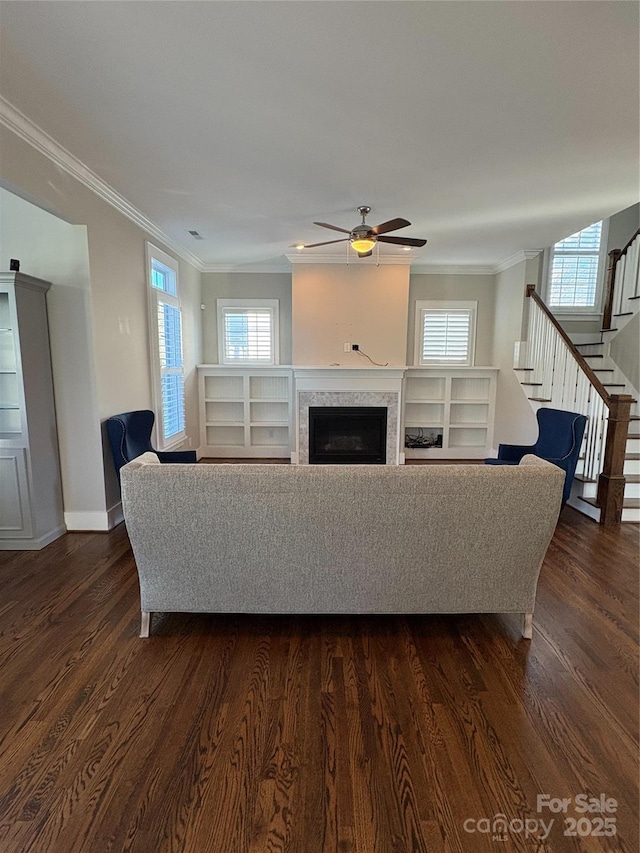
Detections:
[146, 244, 186, 449]
[414, 301, 477, 366]
[217, 299, 279, 365]
[545, 220, 608, 314]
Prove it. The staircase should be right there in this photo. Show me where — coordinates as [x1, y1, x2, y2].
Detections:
[518, 228, 639, 525]
[573, 333, 639, 522]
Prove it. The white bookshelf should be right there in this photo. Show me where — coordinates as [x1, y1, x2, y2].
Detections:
[198, 366, 292, 457]
[403, 368, 497, 459]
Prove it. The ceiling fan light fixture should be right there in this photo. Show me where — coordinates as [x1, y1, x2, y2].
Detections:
[294, 243, 305, 250]
[351, 236, 377, 253]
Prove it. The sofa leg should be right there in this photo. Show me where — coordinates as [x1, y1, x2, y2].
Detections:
[522, 613, 533, 640]
[140, 611, 151, 638]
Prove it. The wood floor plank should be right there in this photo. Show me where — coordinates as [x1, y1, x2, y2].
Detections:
[0, 508, 637, 852]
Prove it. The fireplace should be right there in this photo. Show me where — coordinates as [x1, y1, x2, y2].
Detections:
[309, 406, 387, 464]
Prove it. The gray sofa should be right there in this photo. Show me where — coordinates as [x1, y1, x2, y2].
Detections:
[120, 453, 564, 639]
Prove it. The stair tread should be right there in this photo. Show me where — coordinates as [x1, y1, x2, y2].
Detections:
[601, 328, 619, 333]
[574, 473, 597, 484]
[520, 382, 543, 386]
[578, 496, 599, 507]
[613, 312, 634, 317]
[627, 433, 640, 439]
[528, 397, 552, 402]
[623, 499, 640, 509]
[603, 383, 627, 387]
[592, 368, 614, 372]
[628, 295, 640, 300]
[575, 342, 604, 347]
[626, 453, 640, 460]
[625, 474, 640, 483]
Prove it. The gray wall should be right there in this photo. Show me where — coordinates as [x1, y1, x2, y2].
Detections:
[608, 203, 639, 254]
[201, 272, 292, 364]
[0, 187, 107, 520]
[491, 259, 538, 447]
[407, 273, 496, 366]
[610, 311, 639, 394]
[1, 126, 202, 524]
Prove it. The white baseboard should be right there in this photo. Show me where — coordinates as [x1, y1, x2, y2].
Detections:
[64, 503, 123, 532]
[0, 524, 66, 550]
[108, 501, 124, 528]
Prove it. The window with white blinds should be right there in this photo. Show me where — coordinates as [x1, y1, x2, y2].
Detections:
[414, 301, 476, 366]
[217, 299, 279, 365]
[146, 244, 186, 448]
[548, 221, 604, 309]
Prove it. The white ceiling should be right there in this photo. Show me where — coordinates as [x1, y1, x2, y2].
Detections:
[1, 1, 638, 270]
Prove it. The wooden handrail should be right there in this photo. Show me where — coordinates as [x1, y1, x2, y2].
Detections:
[602, 228, 640, 330]
[526, 285, 611, 402]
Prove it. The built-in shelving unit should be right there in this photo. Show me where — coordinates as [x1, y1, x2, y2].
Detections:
[403, 368, 497, 459]
[198, 366, 292, 457]
[198, 365, 497, 461]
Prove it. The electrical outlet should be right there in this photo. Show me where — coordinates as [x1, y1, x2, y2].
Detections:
[343, 342, 351, 352]
[352, 344, 359, 351]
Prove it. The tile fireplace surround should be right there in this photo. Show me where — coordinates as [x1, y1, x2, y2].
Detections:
[294, 368, 404, 465]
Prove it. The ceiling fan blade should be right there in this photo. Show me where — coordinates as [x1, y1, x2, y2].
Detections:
[313, 221, 351, 234]
[377, 235, 427, 247]
[371, 217, 411, 235]
[302, 238, 349, 248]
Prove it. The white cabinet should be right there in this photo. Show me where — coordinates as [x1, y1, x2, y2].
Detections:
[403, 368, 497, 459]
[0, 273, 65, 549]
[198, 366, 292, 458]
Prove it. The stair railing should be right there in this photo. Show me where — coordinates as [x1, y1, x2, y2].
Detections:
[525, 285, 633, 525]
[602, 227, 640, 330]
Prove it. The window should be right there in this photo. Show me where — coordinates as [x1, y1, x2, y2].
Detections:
[414, 301, 476, 366]
[547, 220, 606, 310]
[217, 299, 279, 365]
[146, 244, 185, 448]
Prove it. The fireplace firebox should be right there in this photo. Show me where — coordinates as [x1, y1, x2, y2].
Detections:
[309, 406, 387, 464]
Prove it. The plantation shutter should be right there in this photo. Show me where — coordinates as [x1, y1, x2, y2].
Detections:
[222, 309, 274, 362]
[157, 300, 185, 440]
[421, 309, 472, 364]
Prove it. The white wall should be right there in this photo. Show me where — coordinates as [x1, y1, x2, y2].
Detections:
[1, 126, 202, 524]
[292, 264, 410, 366]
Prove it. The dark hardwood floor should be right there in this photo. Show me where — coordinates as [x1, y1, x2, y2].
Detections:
[0, 508, 637, 852]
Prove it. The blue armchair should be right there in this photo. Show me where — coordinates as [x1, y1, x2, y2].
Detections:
[485, 407, 587, 503]
[107, 410, 197, 482]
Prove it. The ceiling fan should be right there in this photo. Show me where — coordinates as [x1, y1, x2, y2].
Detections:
[296, 206, 427, 257]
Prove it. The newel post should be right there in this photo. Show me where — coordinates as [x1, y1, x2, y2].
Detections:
[602, 249, 622, 332]
[597, 394, 633, 526]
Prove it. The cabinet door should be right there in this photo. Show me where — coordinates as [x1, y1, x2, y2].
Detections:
[0, 448, 33, 538]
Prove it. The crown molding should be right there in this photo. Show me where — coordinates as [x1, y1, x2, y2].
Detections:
[0, 95, 205, 271]
[493, 249, 542, 274]
[285, 252, 414, 266]
[201, 263, 292, 274]
[410, 264, 495, 275]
